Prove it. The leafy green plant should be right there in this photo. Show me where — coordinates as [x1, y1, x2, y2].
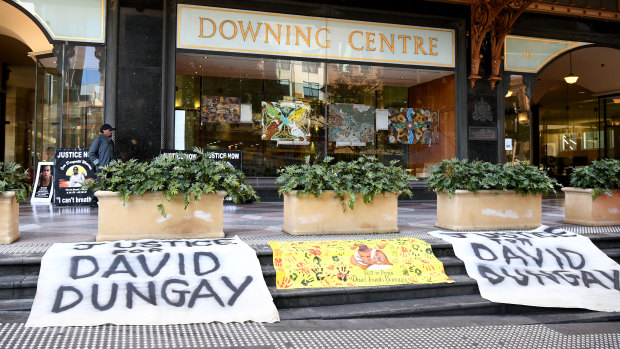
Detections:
[569, 158, 620, 199]
[83, 148, 258, 216]
[276, 155, 416, 209]
[0, 162, 31, 202]
[427, 158, 559, 197]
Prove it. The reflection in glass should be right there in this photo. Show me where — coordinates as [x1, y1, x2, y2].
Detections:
[504, 75, 531, 164]
[175, 53, 456, 177]
[35, 45, 104, 164]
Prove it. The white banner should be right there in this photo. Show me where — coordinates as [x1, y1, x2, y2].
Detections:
[26, 237, 279, 327]
[177, 5, 454, 67]
[430, 226, 620, 312]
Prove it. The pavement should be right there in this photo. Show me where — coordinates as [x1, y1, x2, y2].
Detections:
[1, 197, 619, 349]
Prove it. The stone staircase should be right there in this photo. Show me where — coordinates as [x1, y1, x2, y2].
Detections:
[1, 232, 619, 320]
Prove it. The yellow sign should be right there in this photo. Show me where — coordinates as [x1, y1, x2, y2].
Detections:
[177, 5, 455, 67]
[269, 238, 453, 289]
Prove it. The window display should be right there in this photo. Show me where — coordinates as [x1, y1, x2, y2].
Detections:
[175, 53, 455, 177]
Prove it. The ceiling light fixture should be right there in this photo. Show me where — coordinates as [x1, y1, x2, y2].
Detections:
[563, 51, 579, 84]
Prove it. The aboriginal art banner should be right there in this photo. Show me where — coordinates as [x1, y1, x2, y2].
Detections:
[201, 96, 241, 123]
[261, 102, 311, 141]
[388, 108, 438, 145]
[429, 226, 620, 312]
[26, 237, 279, 327]
[269, 238, 452, 289]
[328, 104, 375, 144]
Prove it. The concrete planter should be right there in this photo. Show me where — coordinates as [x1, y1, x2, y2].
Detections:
[562, 187, 620, 226]
[282, 190, 399, 235]
[436, 190, 542, 231]
[0, 191, 20, 244]
[94, 191, 227, 241]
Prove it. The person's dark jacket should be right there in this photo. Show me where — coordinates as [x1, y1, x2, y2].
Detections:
[88, 134, 114, 168]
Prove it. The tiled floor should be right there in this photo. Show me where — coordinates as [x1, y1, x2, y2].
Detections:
[14, 198, 568, 245]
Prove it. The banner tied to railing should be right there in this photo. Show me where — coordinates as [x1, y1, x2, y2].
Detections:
[269, 238, 452, 289]
[26, 236, 279, 327]
[430, 226, 620, 312]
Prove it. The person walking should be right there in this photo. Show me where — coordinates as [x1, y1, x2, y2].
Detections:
[89, 123, 115, 169]
[88, 124, 115, 207]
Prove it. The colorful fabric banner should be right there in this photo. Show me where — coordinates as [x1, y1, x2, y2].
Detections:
[388, 108, 438, 144]
[201, 96, 241, 123]
[430, 226, 620, 312]
[269, 238, 452, 289]
[261, 102, 311, 141]
[328, 104, 375, 144]
[26, 236, 279, 327]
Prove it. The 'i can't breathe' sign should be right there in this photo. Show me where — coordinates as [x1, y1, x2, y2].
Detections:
[26, 237, 279, 327]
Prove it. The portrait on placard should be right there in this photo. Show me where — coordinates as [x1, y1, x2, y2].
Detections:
[31, 162, 54, 202]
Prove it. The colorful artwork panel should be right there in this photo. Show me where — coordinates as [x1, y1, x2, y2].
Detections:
[201, 96, 241, 123]
[388, 108, 438, 145]
[328, 104, 375, 144]
[261, 102, 311, 141]
[269, 238, 452, 289]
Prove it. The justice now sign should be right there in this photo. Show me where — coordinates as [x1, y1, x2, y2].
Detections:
[26, 237, 279, 327]
[177, 5, 454, 67]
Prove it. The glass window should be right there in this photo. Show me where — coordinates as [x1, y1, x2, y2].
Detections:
[175, 54, 326, 176]
[63, 46, 105, 149]
[504, 75, 531, 164]
[539, 82, 599, 182]
[175, 53, 456, 177]
[325, 63, 456, 177]
[35, 56, 61, 162]
[34, 45, 104, 164]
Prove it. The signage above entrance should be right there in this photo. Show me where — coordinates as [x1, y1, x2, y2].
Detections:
[12, 0, 105, 43]
[504, 35, 589, 73]
[177, 5, 455, 67]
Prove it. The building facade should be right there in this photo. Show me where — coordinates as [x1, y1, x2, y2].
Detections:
[1, 0, 619, 196]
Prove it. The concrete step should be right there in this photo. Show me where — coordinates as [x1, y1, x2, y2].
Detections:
[278, 294, 620, 320]
[271, 274, 478, 308]
[0, 275, 38, 300]
[0, 255, 42, 276]
[0, 298, 33, 311]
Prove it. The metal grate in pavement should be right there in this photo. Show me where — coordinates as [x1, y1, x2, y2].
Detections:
[0, 322, 618, 349]
[0, 243, 51, 255]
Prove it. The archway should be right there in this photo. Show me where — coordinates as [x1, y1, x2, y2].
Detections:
[0, 0, 52, 169]
[534, 47, 620, 184]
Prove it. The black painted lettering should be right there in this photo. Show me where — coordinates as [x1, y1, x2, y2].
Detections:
[221, 276, 253, 306]
[545, 249, 564, 269]
[500, 268, 528, 286]
[102, 255, 138, 278]
[70, 256, 99, 279]
[114, 242, 136, 249]
[478, 265, 504, 285]
[161, 279, 190, 307]
[52, 286, 83, 313]
[551, 270, 580, 286]
[471, 243, 498, 261]
[516, 247, 543, 267]
[581, 270, 610, 289]
[73, 243, 104, 251]
[558, 248, 585, 270]
[502, 245, 528, 266]
[194, 252, 220, 276]
[188, 279, 224, 307]
[596, 270, 620, 291]
[126, 282, 157, 308]
[137, 253, 170, 276]
[179, 253, 185, 275]
[91, 283, 118, 311]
